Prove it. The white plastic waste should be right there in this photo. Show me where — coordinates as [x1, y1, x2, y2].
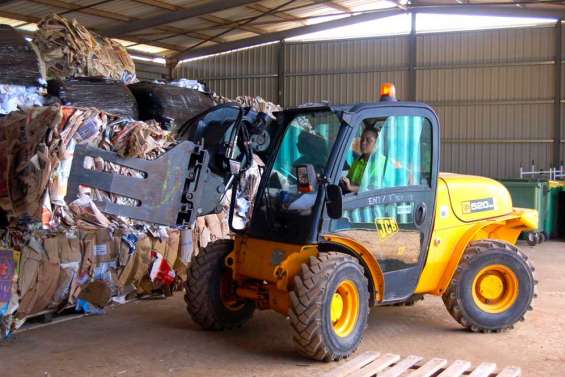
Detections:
[168, 78, 207, 92]
[0, 84, 44, 114]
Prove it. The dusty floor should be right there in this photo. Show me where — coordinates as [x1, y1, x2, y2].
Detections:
[1, 241, 564, 377]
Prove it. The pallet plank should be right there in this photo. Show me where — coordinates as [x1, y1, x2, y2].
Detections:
[349, 353, 401, 377]
[322, 352, 381, 377]
[378, 355, 423, 377]
[468, 362, 497, 377]
[496, 367, 521, 377]
[405, 358, 448, 377]
[437, 360, 471, 377]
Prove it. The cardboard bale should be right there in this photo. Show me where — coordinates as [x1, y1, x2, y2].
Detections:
[151, 229, 180, 268]
[17, 237, 60, 318]
[34, 14, 135, 83]
[79, 229, 121, 298]
[0, 25, 46, 87]
[43, 232, 81, 307]
[117, 233, 151, 292]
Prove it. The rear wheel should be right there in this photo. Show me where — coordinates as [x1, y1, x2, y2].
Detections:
[289, 252, 369, 361]
[184, 240, 255, 330]
[443, 240, 536, 333]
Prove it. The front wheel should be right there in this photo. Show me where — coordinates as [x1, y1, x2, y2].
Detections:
[184, 240, 255, 330]
[443, 240, 536, 333]
[289, 252, 369, 361]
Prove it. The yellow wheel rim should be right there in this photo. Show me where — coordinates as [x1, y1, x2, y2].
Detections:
[331, 280, 360, 337]
[472, 264, 519, 314]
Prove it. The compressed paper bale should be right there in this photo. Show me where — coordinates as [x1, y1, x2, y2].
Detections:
[204, 214, 223, 242]
[0, 25, 46, 86]
[128, 82, 214, 129]
[164, 229, 180, 268]
[34, 14, 135, 83]
[47, 78, 138, 119]
[17, 257, 60, 318]
[51, 232, 81, 306]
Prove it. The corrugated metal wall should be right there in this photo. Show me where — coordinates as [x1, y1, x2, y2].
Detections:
[175, 24, 563, 179]
[174, 43, 279, 101]
[418, 26, 556, 178]
[135, 61, 168, 81]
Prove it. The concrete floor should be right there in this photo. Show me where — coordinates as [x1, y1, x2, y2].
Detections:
[1, 241, 564, 377]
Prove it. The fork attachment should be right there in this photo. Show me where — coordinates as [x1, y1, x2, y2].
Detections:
[65, 141, 210, 226]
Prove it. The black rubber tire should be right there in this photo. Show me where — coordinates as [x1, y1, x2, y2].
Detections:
[289, 252, 369, 362]
[526, 232, 537, 247]
[184, 239, 255, 330]
[391, 294, 424, 307]
[442, 239, 537, 333]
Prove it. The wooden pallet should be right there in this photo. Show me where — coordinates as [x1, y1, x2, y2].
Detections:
[322, 351, 521, 377]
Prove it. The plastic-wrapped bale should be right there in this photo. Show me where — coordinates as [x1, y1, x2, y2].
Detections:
[48, 78, 138, 119]
[128, 82, 214, 130]
[34, 14, 135, 83]
[0, 25, 46, 87]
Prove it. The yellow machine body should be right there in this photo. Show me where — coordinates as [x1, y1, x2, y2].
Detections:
[228, 172, 537, 314]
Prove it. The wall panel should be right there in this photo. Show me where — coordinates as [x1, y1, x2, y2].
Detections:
[174, 43, 279, 102]
[175, 24, 561, 178]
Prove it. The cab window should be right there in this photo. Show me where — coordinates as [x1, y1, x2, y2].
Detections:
[340, 115, 432, 194]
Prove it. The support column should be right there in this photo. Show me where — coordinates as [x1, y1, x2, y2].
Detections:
[408, 11, 417, 102]
[554, 19, 562, 167]
[166, 58, 178, 81]
[277, 40, 286, 107]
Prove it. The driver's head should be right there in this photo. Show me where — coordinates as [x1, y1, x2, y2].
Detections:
[360, 128, 379, 157]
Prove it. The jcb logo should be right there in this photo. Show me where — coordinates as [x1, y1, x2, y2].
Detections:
[375, 218, 399, 240]
[462, 198, 495, 214]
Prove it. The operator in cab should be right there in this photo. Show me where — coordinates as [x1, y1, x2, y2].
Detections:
[341, 126, 387, 193]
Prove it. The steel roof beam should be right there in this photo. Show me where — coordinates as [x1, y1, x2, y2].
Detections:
[101, 0, 260, 37]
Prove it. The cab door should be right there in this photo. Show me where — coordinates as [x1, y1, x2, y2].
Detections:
[326, 105, 439, 303]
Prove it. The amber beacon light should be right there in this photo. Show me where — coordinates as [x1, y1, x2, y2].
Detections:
[379, 82, 397, 101]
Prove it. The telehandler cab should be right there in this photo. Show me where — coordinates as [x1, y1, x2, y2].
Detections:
[68, 84, 538, 362]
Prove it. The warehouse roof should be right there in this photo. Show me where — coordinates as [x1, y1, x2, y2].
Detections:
[0, 0, 564, 62]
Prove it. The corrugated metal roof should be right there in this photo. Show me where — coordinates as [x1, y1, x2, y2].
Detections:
[0, 0, 563, 59]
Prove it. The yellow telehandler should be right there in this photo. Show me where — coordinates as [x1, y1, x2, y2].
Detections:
[182, 84, 537, 361]
[69, 83, 538, 362]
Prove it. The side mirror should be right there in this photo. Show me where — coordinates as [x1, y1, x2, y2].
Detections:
[296, 164, 317, 193]
[326, 184, 343, 219]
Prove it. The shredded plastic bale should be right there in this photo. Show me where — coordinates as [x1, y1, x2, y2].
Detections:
[128, 81, 214, 130]
[0, 25, 46, 87]
[34, 14, 135, 83]
[0, 85, 44, 115]
[47, 78, 138, 119]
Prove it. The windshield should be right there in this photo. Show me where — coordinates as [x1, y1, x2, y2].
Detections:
[270, 110, 342, 192]
[249, 109, 343, 243]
